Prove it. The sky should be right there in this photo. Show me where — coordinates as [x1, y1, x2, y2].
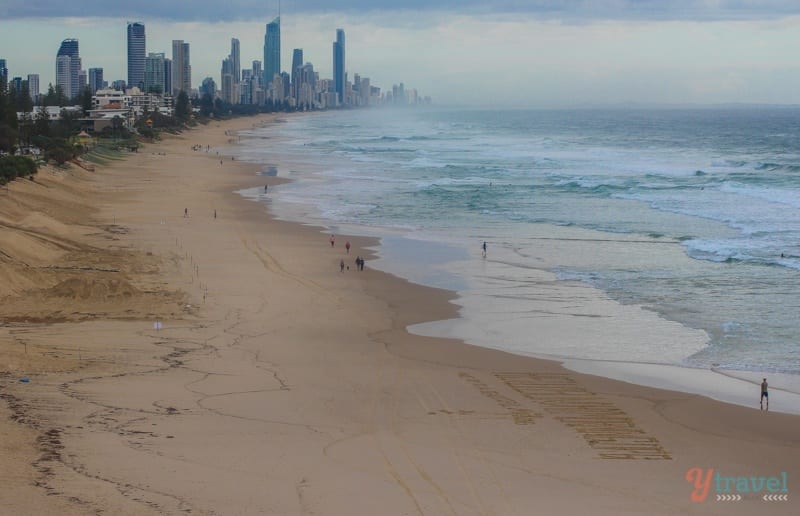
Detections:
[2, 1, 800, 107]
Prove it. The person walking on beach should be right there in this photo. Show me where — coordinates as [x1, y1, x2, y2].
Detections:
[761, 378, 769, 411]
[214, 209, 217, 219]
[345, 241, 351, 254]
[330, 234, 335, 247]
[184, 208, 188, 218]
[340, 259, 345, 273]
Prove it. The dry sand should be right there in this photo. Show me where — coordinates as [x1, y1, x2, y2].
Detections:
[1, 115, 799, 515]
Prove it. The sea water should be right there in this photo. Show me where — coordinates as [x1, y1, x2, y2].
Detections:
[234, 107, 800, 409]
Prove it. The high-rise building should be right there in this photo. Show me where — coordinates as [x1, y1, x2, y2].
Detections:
[263, 17, 280, 90]
[163, 58, 172, 96]
[27, 74, 40, 102]
[333, 29, 345, 105]
[127, 22, 146, 90]
[280, 71, 291, 99]
[296, 62, 317, 109]
[88, 68, 103, 94]
[144, 53, 166, 94]
[200, 77, 216, 98]
[11, 77, 22, 93]
[78, 69, 87, 94]
[222, 38, 242, 104]
[0, 59, 8, 88]
[56, 39, 81, 100]
[231, 38, 241, 85]
[252, 60, 262, 89]
[291, 48, 303, 99]
[221, 57, 234, 104]
[241, 69, 255, 105]
[55, 56, 71, 98]
[171, 40, 191, 95]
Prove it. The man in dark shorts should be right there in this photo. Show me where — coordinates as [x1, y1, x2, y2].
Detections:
[761, 378, 769, 411]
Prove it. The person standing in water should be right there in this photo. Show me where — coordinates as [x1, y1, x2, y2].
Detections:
[482, 241, 487, 258]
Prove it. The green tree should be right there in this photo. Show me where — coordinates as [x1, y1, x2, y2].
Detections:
[174, 90, 190, 121]
[11, 80, 34, 114]
[110, 115, 124, 140]
[33, 105, 51, 139]
[0, 76, 19, 153]
[45, 139, 75, 165]
[79, 86, 93, 115]
[53, 109, 80, 139]
[199, 93, 214, 117]
[43, 84, 60, 107]
[0, 155, 38, 184]
[42, 83, 68, 107]
[17, 111, 33, 149]
[213, 97, 226, 118]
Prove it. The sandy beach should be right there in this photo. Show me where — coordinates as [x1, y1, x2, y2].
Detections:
[1, 114, 799, 514]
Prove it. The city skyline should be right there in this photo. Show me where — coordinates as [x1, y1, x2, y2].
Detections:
[2, 3, 800, 107]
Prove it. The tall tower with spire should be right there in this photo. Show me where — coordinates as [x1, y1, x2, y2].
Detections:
[263, 2, 281, 92]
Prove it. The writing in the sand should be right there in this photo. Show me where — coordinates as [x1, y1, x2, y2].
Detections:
[496, 372, 671, 460]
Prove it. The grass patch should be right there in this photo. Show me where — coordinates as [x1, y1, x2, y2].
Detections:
[84, 143, 127, 164]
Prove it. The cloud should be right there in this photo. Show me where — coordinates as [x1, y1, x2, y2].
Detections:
[3, 0, 800, 22]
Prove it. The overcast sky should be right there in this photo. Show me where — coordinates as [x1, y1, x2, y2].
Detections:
[2, 1, 800, 107]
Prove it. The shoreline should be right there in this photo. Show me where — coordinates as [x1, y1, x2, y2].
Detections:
[1, 114, 799, 513]
[231, 120, 800, 417]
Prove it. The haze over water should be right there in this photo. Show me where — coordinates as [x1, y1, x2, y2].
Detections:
[236, 107, 800, 395]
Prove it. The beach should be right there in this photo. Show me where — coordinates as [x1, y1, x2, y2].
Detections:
[1, 114, 799, 514]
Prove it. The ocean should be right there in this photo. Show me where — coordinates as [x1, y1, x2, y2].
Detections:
[233, 107, 800, 410]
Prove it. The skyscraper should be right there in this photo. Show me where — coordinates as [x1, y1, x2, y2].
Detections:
[221, 57, 234, 104]
[224, 38, 241, 104]
[27, 74, 40, 102]
[163, 58, 172, 96]
[252, 60, 262, 88]
[144, 53, 166, 94]
[296, 62, 316, 109]
[127, 22, 146, 90]
[56, 39, 81, 100]
[78, 69, 87, 95]
[263, 17, 280, 90]
[0, 59, 8, 88]
[88, 68, 104, 94]
[231, 38, 241, 85]
[291, 48, 303, 99]
[333, 29, 345, 104]
[171, 40, 191, 96]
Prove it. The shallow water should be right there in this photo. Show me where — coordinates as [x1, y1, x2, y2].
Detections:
[234, 107, 800, 406]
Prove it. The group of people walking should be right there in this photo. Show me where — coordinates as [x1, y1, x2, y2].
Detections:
[339, 256, 366, 272]
[332, 234, 366, 272]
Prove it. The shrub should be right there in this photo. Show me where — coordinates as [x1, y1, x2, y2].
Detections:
[0, 155, 38, 184]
